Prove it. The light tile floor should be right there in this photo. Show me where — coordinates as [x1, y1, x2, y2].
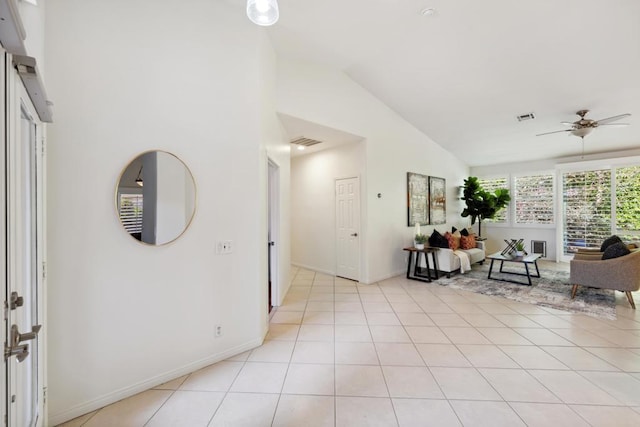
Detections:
[60, 262, 640, 426]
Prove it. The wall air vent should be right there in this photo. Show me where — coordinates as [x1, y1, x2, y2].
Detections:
[516, 112, 536, 122]
[531, 240, 547, 257]
[290, 137, 323, 147]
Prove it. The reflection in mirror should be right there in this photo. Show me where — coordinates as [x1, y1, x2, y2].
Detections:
[116, 151, 196, 245]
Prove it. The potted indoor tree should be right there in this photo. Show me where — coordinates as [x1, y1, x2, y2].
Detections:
[460, 176, 510, 237]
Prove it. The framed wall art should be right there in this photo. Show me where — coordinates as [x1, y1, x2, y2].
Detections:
[407, 172, 429, 226]
[429, 176, 446, 224]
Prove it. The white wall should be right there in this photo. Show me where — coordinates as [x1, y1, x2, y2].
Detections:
[44, 1, 288, 424]
[278, 60, 470, 283]
[156, 152, 187, 244]
[471, 148, 640, 260]
[291, 141, 365, 274]
[18, 0, 46, 71]
[257, 31, 292, 309]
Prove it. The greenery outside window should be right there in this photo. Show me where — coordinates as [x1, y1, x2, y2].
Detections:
[615, 165, 640, 240]
[514, 173, 554, 225]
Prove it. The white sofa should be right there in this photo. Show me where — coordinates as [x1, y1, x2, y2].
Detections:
[435, 240, 486, 277]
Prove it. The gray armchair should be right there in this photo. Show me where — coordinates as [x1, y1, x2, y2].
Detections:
[570, 250, 640, 309]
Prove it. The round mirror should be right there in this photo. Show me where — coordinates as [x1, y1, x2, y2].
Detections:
[116, 151, 196, 245]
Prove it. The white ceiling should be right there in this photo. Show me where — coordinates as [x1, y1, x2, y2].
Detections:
[264, 0, 640, 166]
[279, 114, 364, 157]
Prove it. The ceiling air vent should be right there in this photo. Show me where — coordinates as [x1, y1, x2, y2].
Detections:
[516, 112, 536, 122]
[290, 137, 322, 147]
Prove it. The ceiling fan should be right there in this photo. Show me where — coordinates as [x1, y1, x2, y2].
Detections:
[537, 109, 631, 139]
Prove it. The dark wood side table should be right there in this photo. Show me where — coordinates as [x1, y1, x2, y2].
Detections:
[403, 247, 440, 282]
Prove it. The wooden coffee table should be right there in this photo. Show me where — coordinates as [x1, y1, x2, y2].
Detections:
[486, 252, 542, 286]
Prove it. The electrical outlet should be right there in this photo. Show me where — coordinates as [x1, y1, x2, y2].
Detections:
[215, 325, 223, 337]
[225, 240, 233, 253]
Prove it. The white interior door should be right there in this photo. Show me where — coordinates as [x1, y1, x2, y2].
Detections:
[4, 58, 45, 427]
[267, 159, 280, 311]
[335, 177, 360, 281]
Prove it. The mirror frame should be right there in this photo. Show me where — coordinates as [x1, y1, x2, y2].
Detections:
[115, 150, 197, 246]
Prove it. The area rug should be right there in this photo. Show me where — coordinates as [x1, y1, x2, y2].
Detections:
[437, 263, 617, 320]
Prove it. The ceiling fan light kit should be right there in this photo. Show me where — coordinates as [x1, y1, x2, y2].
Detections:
[537, 109, 631, 139]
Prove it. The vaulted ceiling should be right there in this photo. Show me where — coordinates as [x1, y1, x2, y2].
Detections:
[258, 0, 640, 166]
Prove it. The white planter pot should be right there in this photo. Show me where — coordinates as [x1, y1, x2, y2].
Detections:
[415, 243, 425, 250]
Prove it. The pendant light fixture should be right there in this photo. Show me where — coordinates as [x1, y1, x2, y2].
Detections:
[247, 0, 279, 26]
[135, 166, 143, 187]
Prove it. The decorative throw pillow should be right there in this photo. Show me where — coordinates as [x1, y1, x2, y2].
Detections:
[460, 228, 470, 236]
[460, 234, 477, 250]
[451, 226, 458, 233]
[602, 242, 631, 260]
[600, 235, 623, 252]
[452, 230, 462, 247]
[429, 230, 449, 249]
[444, 231, 460, 250]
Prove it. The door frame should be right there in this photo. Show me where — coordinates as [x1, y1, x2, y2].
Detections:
[4, 52, 46, 427]
[267, 158, 280, 309]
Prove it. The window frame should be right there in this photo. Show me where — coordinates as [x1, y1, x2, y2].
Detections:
[511, 171, 556, 229]
[555, 156, 640, 262]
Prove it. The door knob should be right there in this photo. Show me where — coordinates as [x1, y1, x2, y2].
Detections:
[350, 233, 358, 237]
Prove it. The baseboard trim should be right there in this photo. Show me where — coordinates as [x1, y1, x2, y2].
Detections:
[48, 337, 263, 426]
[290, 262, 335, 277]
[368, 269, 406, 284]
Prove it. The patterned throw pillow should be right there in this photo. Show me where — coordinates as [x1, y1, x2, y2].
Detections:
[444, 231, 460, 250]
[460, 234, 477, 250]
[602, 241, 631, 260]
[600, 235, 623, 252]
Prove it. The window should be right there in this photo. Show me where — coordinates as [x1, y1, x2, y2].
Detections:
[615, 165, 640, 240]
[562, 169, 612, 254]
[514, 174, 554, 225]
[478, 176, 509, 223]
[119, 194, 143, 235]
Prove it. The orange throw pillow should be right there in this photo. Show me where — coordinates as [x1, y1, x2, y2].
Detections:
[444, 231, 460, 250]
[461, 234, 477, 250]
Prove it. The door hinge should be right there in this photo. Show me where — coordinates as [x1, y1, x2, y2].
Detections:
[40, 136, 46, 156]
[43, 387, 47, 404]
[42, 261, 46, 279]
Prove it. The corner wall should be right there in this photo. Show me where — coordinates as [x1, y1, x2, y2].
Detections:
[278, 60, 470, 283]
[44, 1, 287, 423]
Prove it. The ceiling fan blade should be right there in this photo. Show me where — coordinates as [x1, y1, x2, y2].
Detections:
[595, 113, 631, 124]
[560, 121, 575, 126]
[598, 123, 630, 126]
[536, 129, 572, 136]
